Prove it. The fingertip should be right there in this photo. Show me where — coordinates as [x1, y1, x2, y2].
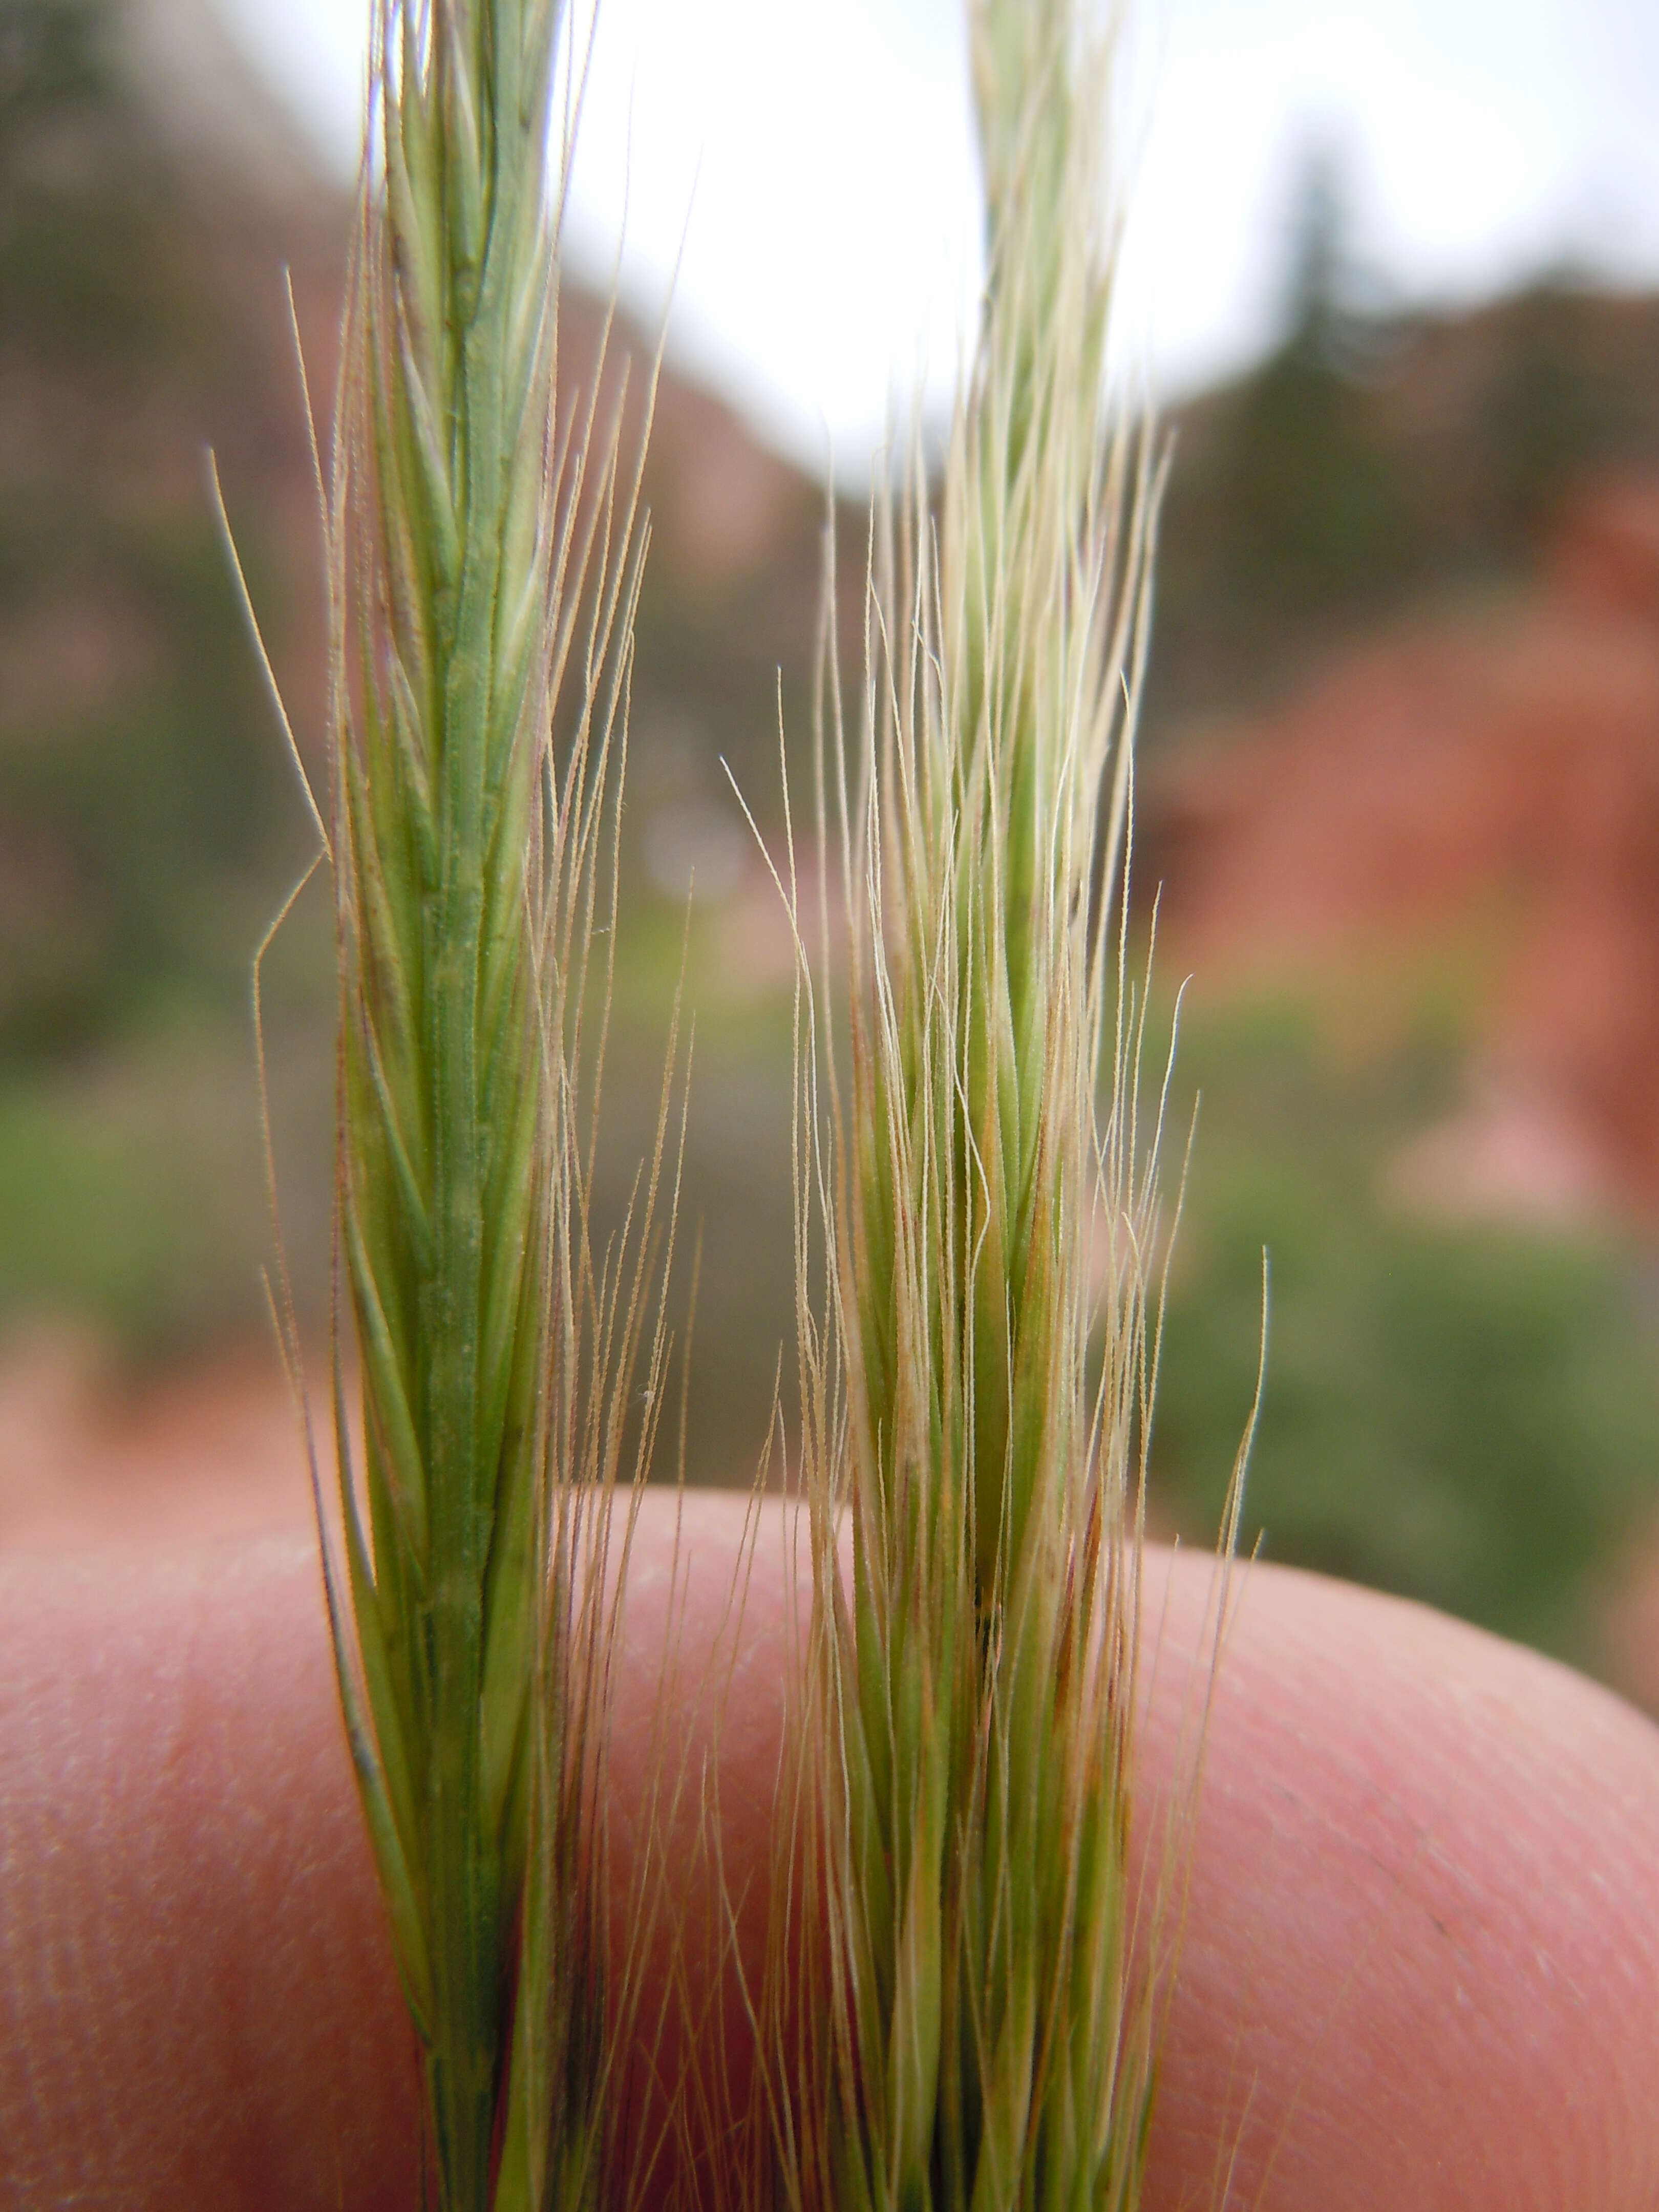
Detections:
[12, 1517, 1659, 2212]
[0, 1540, 418, 2211]
[1136, 1550, 1659, 2211]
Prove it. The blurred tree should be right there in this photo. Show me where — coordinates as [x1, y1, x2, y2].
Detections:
[1282, 141, 1351, 371]
[1193, 144, 1416, 643]
[1147, 159, 1659, 732]
[0, 0, 105, 159]
[1484, 279, 1632, 545]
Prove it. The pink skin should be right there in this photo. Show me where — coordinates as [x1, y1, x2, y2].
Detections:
[3, 1493, 1657, 2209]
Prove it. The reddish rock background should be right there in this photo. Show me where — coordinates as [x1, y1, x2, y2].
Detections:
[1146, 475, 1659, 1225]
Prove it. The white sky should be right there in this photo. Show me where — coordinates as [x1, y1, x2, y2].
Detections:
[220, 0, 1659, 476]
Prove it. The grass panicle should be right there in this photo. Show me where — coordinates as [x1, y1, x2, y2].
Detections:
[313, 4, 672, 2207]
[770, 5, 1172, 2209]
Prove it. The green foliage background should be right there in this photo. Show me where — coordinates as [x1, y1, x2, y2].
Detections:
[1153, 998, 1659, 1661]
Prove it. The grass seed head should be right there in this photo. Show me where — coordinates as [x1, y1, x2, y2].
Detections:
[316, 5, 672, 2207]
[775, 5, 1170, 2209]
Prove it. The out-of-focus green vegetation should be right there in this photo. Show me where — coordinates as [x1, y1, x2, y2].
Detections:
[0, 0, 334, 1353]
[0, 0, 320, 1060]
[0, 1014, 332, 1350]
[1153, 995, 1659, 1663]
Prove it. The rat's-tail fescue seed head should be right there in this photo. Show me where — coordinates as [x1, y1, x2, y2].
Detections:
[768, 5, 1172, 2210]
[318, 6, 671, 2208]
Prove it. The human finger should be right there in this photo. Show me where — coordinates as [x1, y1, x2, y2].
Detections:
[5, 1505, 1659, 2209]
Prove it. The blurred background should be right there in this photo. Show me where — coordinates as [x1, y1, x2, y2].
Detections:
[5, 0, 1659, 1701]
